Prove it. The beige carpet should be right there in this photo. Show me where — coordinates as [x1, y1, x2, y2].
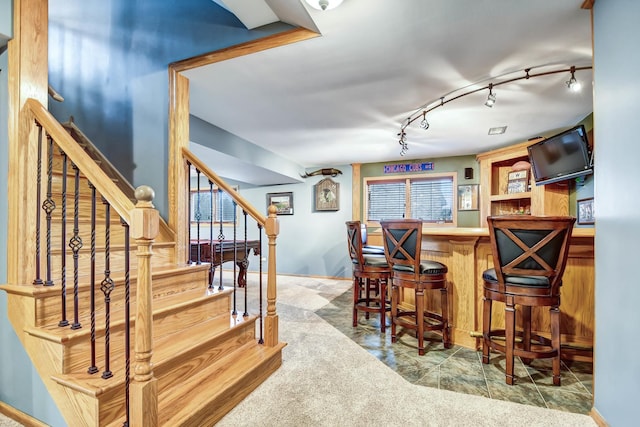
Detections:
[217, 274, 597, 427]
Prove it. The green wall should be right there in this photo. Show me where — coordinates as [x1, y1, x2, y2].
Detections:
[359, 154, 480, 228]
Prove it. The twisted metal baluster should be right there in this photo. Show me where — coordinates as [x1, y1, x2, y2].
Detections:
[87, 183, 98, 374]
[43, 135, 56, 286]
[101, 197, 115, 379]
[232, 200, 238, 316]
[243, 210, 249, 317]
[208, 181, 214, 289]
[69, 163, 83, 330]
[217, 189, 225, 291]
[186, 160, 192, 264]
[258, 224, 264, 344]
[195, 169, 202, 265]
[33, 122, 44, 285]
[121, 217, 131, 427]
[58, 150, 69, 326]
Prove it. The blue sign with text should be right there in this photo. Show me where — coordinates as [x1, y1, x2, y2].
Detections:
[383, 162, 434, 174]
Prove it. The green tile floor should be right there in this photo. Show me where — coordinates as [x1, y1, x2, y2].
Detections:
[315, 289, 593, 415]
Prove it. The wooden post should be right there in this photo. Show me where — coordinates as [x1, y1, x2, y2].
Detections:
[263, 204, 280, 346]
[129, 186, 159, 427]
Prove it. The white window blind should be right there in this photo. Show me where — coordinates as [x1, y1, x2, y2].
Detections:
[366, 176, 454, 223]
[410, 178, 453, 222]
[216, 190, 236, 223]
[367, 181, 405, 221]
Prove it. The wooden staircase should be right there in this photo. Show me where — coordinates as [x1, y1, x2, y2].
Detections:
[2, 99, 284, 426]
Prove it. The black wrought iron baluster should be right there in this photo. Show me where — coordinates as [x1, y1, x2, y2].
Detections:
[43, 135, 56, 286]
[88, 183, 98, 374]
[69, 163, 83, 330]
[243, 210, 249, 317]
[232, 200, 238, 316]
[101, 197, 115, 379]
[208, 180, 214, 289]
[33, 122, 44, 285]
[195, 169, 202, 265]
[258, 224, 264, 344]
[186, 160, 192, 264]
[58, 150, 69, 326]
[121, 217, 130, 427]
[217, 189, 225, 291]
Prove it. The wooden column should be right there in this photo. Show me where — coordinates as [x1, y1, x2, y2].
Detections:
[129, 186, 159, 427]
[264, 205, 280, 346]
[448, 237, 480, 349]
[7, 0, 48, 285]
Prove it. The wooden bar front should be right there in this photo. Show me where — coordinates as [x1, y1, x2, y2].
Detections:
[367, 227, 594, 360]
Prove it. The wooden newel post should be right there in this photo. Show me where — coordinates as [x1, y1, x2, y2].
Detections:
[130, 185, 159, 427]
[264, 204, 280, 347]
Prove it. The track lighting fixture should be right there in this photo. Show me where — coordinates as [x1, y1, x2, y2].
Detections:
[484, 84, 496, 108]
[396, 64, 592, 156]
[566, 66, 582, 92]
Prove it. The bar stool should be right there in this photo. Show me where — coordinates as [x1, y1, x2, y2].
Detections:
[380, 219, 451, 355]
[346, 221, 391, 332]
[482, 215, 575, 385]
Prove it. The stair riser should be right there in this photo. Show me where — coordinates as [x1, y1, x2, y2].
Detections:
[35, 265, 208, 327]
[61, 295, 233, 374]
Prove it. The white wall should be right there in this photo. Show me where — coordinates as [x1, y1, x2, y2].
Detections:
[593, 1, 640, 425]
[239, 166, 354, 279]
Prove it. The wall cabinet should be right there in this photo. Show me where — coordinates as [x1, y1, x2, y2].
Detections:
[476, 138, 569, 226]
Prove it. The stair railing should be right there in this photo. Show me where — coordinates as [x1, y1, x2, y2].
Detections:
[24, 98, 159, 426]
[182, 148, 281, 347]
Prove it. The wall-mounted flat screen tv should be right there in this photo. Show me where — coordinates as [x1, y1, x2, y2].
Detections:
[527, 124, 593, 186]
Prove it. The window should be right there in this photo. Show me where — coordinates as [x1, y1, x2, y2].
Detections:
[365, 173, 456, 225]
[190, 188, 236, 223]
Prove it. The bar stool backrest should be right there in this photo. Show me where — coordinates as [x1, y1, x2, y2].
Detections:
[380, 219, 423, 279]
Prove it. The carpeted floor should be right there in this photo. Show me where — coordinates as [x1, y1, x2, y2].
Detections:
[217, 274, 597, 427]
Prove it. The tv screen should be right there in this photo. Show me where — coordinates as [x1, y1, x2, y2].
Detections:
[527, 125, 593, 186]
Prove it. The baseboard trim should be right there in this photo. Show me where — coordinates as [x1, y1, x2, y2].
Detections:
[590, 407, 609, 427]
[0, 402, 48, 427]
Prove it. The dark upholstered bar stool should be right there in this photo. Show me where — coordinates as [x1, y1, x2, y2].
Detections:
[346, 221, 391, 332]
[482, 215, 575, 386]
[380, 219, 451, 355]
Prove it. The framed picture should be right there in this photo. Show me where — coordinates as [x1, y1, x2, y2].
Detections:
[577, 197, 595, 225]
[507, 170, 529, 194]
[314, 178, 339, 211]
[267, 192, 294, 215]
[458, 184, 479, 211]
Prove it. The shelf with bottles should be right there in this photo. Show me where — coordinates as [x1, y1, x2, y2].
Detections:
[491, 199, 532, 216]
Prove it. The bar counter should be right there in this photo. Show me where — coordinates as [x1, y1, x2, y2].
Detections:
[367, 227, 595, 360]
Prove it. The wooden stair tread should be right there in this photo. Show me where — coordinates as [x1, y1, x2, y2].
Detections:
[159, 340, 286, 426]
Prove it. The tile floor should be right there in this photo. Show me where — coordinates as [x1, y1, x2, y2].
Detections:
[315, 289, 594, 415]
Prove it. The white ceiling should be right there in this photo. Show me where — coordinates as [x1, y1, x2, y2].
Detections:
[186, 0, 593, 185]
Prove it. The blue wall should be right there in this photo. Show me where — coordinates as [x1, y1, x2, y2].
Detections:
[47, 0, 293, 217]
[592, 1, 640, 425]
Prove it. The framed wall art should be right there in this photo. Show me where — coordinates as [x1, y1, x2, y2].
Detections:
[267, 192, 294, 215]
[314, 178, 339, 211]
[506, 170, 529, 194]
[577, 197, 594, 225]
[457, 184, 479, 211]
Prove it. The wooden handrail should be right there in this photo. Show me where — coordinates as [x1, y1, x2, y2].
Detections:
[182, 147, 267, 226]
[25, 98, 135, 222]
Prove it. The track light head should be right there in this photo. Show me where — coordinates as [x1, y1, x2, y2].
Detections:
[566, 66, 582, 92]
[420, 113, 429, 130]
[485, 83, 496, 108]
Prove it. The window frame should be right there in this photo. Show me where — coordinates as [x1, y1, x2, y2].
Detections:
[190, 187, 238, 225]
[363, 172, 458, 228]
